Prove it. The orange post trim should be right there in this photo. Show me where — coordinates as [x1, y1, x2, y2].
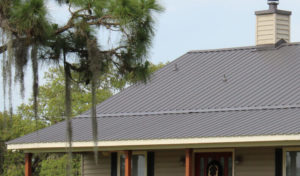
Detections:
[125, 150, 132, 176]
[185, 149, 193, 176]
[25, 153, 32, 176]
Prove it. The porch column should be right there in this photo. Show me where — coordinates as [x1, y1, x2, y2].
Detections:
[185, 149, 193, 176]
[125, 150, 132, 176]
[25, 153, 32, 176]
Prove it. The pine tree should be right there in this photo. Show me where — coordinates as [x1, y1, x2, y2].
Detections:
[0, 0, 163, 175]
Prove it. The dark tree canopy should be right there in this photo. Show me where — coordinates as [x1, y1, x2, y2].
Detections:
[0, 0, 163, 174]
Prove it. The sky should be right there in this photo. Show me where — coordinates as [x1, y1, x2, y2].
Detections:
[1, 0, 300, 111]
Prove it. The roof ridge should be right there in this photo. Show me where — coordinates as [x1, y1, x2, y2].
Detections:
[76, 104, 300, 118]
[188, 42, 300, 54]
[188, 46, 256, 53]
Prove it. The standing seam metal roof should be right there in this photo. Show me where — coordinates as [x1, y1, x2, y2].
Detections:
[82, 43, 300, 115]
[7, 43, 300, 144]
[7, 107, 300, 144]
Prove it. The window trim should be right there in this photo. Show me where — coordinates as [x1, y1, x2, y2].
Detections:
[117, 151, 148, 176]
[282, 147, 300, 176]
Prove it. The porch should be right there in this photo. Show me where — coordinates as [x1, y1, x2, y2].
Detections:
[24, 147, 300, 176]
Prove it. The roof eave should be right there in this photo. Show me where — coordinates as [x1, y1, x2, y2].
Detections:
[7, 134, 300, 153]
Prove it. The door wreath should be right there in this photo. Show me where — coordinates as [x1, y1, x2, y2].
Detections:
[207, 160, 223, 176]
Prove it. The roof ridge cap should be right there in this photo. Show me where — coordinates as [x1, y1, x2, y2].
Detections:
[188, 45, 257, 54]
[188, 42, 300, 54]
[76, 104, 300, 118]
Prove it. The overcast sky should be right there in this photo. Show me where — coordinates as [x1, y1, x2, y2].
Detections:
[1, 0, 300, 111]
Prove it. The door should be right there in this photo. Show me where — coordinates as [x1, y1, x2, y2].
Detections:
[195, 152, 233, 176]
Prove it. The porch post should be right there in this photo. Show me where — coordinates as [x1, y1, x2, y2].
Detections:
[25, 153, 32, 176]
[125, 150, 132, 176]
[185, 149, 193, 176]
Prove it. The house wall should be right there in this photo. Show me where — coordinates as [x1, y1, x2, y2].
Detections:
[154, 150, 185, 176]
[82, 148, 275, 176]
[82, 152, 110, 176]
[235, 147, 275, 176]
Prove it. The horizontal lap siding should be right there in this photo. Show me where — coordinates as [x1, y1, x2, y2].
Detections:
[235, 148, 275, 176]
[155, 150, 185, 176]
[256, 14, 275, 45]
[83, 152, 110, 176]
[276, 14, 290, 42]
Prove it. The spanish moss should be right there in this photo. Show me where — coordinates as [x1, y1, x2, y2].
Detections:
[64, 52, 73, 176]
[1, 31, 6, 113]
[14, 42, 29, 98]
[0, 1, 163, 173]
[91, 76, 98, 164]
[1, 31, 7, 129]
[87, 38, 100, 164]
[7, 32, 13, 119]
[31, 44, 39, 121]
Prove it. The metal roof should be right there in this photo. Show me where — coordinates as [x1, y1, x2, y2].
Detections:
[7, 42, 300, 144]
[7, 107, 300, 144]
[82, 43, 300, 115]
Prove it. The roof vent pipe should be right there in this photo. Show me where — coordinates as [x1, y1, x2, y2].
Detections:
[268, 0, 278, 11]
[268, 0, 279, 5]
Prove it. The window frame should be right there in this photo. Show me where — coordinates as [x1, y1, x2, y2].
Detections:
[282, 147, 300, 176]
[117, 151, 148, 176]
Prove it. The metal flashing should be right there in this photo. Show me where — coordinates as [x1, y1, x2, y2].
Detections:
[255, 9, 291, 16]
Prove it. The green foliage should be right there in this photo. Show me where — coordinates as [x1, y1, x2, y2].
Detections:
[0, 112, 45, 176]
[0, 112, 44, 143]
[10, 0, 53, 40]
[0, 61, 165, 175]
[110, 62, 166, 90]
[17, 62, 165, 124]
[39, 154, 81, 176]
[0, 0, 164, 174]
[18, 67, 113, 124]
[3, 150, 24, 176]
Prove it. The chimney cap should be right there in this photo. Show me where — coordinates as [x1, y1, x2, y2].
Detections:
[268, 0, 279, 5]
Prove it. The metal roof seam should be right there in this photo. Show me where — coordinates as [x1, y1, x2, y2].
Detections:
[75, 104, 300, 118]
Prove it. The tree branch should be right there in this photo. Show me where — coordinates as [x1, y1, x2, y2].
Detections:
[0, 12, 119, 54]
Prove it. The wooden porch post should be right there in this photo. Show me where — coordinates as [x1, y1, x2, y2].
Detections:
[185, 149, 193, 176]
[25, 153, 32, 176]
[125, 151, 132, 176]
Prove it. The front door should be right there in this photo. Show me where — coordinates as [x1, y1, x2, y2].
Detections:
[195, 152, 233, 176]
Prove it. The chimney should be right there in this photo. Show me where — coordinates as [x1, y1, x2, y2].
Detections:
[255, 0, 291, 46]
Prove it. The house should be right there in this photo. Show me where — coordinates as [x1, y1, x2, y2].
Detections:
[7, 1, 300, 176]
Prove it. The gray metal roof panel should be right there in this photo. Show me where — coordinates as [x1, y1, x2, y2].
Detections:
[7, 43, 300, 145]
[80, 43, 300, 115]
[7, 107, 300, 144]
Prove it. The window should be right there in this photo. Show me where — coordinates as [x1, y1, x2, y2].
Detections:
[118, 152, 147, 176]
[286, 151, 300, 176]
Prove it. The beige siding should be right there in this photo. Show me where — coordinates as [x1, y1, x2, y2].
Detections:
[256, 14, 290, 45]
[275, 14, 290, 42]
[82, 152, 110, 176]
[155, 150, 185, 176]
[235, 147, 275, 176]
[256, 14, 275, 45]
[256, 13, 290, 45]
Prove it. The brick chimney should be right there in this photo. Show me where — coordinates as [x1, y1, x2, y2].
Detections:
[255, 0, 291, 45]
